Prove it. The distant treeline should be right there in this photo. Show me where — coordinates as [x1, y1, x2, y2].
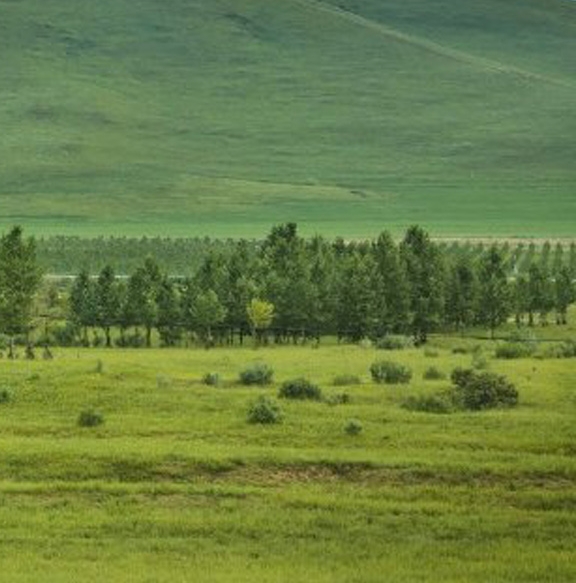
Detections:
[54, 224, 575, 349]
[36, 235, 576, 277]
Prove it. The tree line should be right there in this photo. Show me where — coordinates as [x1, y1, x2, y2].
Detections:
[63, 224, 574, 347]
[0, 224, 573, 349]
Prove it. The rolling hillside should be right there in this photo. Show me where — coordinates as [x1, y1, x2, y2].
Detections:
[0, 0, 574, 237]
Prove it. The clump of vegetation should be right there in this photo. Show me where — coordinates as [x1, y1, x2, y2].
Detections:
[247, 396, 283, 425]
[78, 410, 104, 428]
[94, 359, 104, 374]
[202, 372, 220, 386]
[344, 419, 363, 436]
[326, 392, 351, 406]
[495, 342, 536, 359]
[402, 394, 453, 414]
[452, 346, 470, 355]
[332, 374, 361, 386]
[472, 349, 490, 370]
[0, 389, 11, 404]
[423, 366, 446, 381]
[423, 347, 439, 358]
[239, 363, 274, 386]
[278, 378, 322, 401]
[546, 340, 576, 359]
[156, 375, 172, 389]
[370, 361, 412, 384]
[376, 335, 414, 350]
[450, 368, 519, 410]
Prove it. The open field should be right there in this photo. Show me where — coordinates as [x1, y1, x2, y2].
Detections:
[1, 335, 575, 581]
[1, 0, 575, 237]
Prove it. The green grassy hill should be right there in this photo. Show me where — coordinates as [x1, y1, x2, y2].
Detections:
[0, 0, 574, 237]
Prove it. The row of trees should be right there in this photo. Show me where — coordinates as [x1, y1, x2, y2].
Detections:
[66, 224, 575, 347]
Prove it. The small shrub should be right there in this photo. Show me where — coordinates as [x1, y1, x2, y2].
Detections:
[450, 368, 519, 410]
[452, 346, 469, 355]
[423, 366, 446, 381]
[344, 419, 363, 436]
[203, 372, 220, 386]
[376, 335, 414, 350]
[326, 392, 351, 406]
[402, 394, 453, 414]
[370, 361, 412, 384]
[423, 347, 439, 358]
[332, 374, 361, 387]
[239, 363, 274, 386]
[78, 410, 104, 428]
[51, 323, 81, 347]
[546, 340, 576, 359]
[472, 351, 490, 370]
[495, 342, 535, 359]
[247, 396, 283, 425]
[156, 374, 172, 389]
[95, 359, 104, 374]
[279, 378, 322, 401]
[0, 389, 11, 404]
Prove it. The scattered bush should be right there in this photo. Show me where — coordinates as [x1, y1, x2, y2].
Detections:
[370, 361, 412, 384]
[423, 366, 446, 381]
[326, 392, 351, 406]
[546, 340, 576, 359]
[472, 350, 490, 370]
[376, 335, 414, 350]
[0, 389, 11, 404]
[332, 374, 361, 387]
[78, 410, 104, 428]
[402, 394, 453, 414]
[278, 378, 322, 401]
[203, 372, 220, 386]
[239, 363, 274, 386]
[247, 396, 283, 425]
[495, 342, 535, 359]
[452, 345, 470, 355]
[344, 419, 363, 436]
[450, 368, 518, 410]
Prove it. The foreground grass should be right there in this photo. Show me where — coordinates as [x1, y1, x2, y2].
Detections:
[0, 341, 574, 581]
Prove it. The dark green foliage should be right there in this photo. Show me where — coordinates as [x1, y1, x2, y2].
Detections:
[0, 389, 11, 404]
[239, 364, 274, 386]
[546, 340, 576, 358]
[370, 361, 412, 384]
[326, 392, 351, 406]
[344, 419, 363, 436]
[452, 346, 470, 355]
[402, 394, 453, 414]
[278, 378, 322, 401]
[78, 410, 104, 428]
[423, 366, 446, 380]
[450, 368, 519, 410]
[495, 343, 536, 359]
[247, 396, 283, 425]
[203, 373, 220, 387]
[332, 374, 361, 386]
[423, 347, 439, 358]
[477, 247, 511, 338]
[376, 335, 414, 350]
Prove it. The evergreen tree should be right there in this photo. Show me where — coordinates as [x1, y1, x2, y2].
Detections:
[0, 226, 42, 339]
[477, 247, 510, 338]
[95, 265, 121, 347]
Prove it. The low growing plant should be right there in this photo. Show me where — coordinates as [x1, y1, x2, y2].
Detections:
[332, 374, 361, 387]
[239, 363, 274, 386]
[278, 378, 322, 401]
[247, 396, 283, 425]
[423, 366, 446, 381]
[450, 368, 518, 410]
[376, 335, 414, 350]
[344, 419, 363, 436]
[370, 361, 412, 384]
[203, 372, 220, 386]
[78, 410, 104, 428]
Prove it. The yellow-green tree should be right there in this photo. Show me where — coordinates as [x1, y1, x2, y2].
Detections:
[247, 299, 274, 346]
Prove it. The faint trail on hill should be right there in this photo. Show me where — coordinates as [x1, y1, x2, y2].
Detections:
[293, 0, 575, 90]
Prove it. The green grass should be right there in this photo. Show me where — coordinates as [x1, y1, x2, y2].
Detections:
[0, 337, 575, 581]
[0, 0, 575, 237]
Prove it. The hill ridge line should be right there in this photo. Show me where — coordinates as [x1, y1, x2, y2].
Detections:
[293, 0, 574, 90]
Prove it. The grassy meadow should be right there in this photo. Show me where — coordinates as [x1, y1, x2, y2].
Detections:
[1, 334, 575, 581]
[0, 0, 575, 237]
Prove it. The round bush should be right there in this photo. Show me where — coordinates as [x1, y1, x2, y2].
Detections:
[344, 419, 363, 436]
[78, 410, 104, 428]
[239, 363, 274, 386]
[423, 366, 446, 381]
[0, 389, 11, 404]
[370, 361, 412, 384]
[376, 335, 414, 350]
[402, 394, 453, 414]
[203, 372, 220, 386]
[278, 378, 322, 401]
[450, 368, 519, 410]
[495, 342, 535, 360]
[247, 396, 283, 425]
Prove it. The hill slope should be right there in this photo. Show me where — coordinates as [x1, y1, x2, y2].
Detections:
[0, 0, 574, 237]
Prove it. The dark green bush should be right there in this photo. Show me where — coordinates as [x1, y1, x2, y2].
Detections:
[78, 410, 104, 428]
[0, 389, 11, 404]
[546, 340, 576, 358]
[278, 378, 322, 401]
[423, 347, 439, 358]
[326, 392, 351, 406]
[247, 396, 283, 425]
[344, 419, 363, 436]
[332, 374, 361, 387]
[239, 363, 274, 386]
[203, 372, 220, 386]
[452, 346, 470, 355]
[423, 366, 446, 381]
[115, 331, 145, 348]
[376, 335, 414, 350]
[402, 394, 453, 414]
[450, 368, 518, 410]
[370, 361, 412, 384]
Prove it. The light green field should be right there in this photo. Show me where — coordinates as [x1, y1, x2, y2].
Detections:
[1, 335, 575, 581]
[0, 0, 575, 237]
